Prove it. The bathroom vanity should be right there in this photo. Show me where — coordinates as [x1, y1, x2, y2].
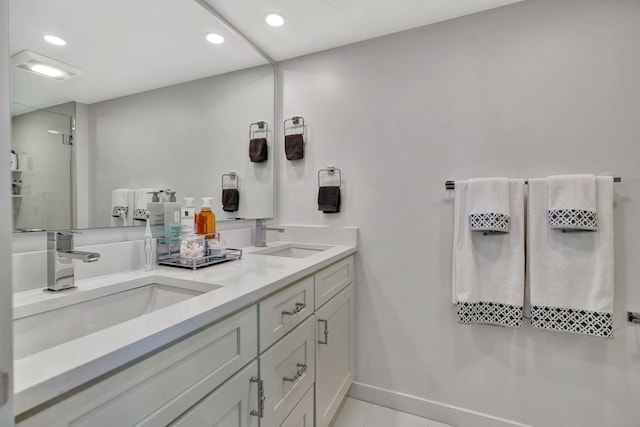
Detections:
[13, 238, 356, 427]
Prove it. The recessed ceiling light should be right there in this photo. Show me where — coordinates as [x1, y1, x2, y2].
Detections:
[47, 129, 60, 134]
[206, 33, 224, 44]
[265, 13, 285, 27]
[43, 34, 66, 46]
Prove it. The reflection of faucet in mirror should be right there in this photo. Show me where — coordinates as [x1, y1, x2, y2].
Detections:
[47, 231, 100, 292]
[255, 219, 285, 247]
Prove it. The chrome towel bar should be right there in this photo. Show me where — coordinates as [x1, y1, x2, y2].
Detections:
[445, 177, 622, 190]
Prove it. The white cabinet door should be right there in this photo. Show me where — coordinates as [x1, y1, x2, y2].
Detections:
[280, 385, 314, 427]
[169, 360, 260, 427]
[315, 284, 354, 427]
[259, 316, 316, 427]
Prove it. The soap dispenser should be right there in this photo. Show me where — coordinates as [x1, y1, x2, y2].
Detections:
[181, 197, 196, 235]
[147, 190, 165, 225]
[196, 197, 216, 238]
[163, 191, 181, 240]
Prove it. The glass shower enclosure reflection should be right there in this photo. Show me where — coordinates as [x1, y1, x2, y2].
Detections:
[11, 103, 73, 231]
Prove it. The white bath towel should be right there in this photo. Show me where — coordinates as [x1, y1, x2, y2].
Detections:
[466, 177, 511, 233]
[528, 177, 614, 338]
[548, 174, 597, 231]
[110, 188, 134, 227]
[133, 188, 156, 221]
[452, 179, 525, 327]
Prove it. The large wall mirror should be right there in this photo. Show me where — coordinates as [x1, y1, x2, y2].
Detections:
[10, 0, 275, 232]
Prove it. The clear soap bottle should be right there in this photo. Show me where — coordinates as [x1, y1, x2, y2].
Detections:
[163, 191, 181, 241]
[147, 190, 165, 226]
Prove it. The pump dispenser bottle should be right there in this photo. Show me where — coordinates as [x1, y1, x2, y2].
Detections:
[147, 190, 165, 225]
[164, 191, 181, 240]
[196, 197, 216, 238]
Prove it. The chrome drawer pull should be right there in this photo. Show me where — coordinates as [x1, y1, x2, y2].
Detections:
[318, 319, 328, 345]
[249, 376, 265, 418]
[283, 363, 308, 382]
[282, 302, 306, 317]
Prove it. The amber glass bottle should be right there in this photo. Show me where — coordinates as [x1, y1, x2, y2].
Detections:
[196, 197, 216, 238]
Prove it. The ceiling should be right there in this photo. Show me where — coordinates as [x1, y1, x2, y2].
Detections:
[10, 0, 268, 111]
[10, 0, 524, 113]
[204, 0, 525, 61]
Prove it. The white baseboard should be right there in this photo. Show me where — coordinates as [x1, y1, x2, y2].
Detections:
[347, 382, 531, 427]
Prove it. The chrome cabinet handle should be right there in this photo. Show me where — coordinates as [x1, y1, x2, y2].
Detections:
[318, 319, 328, 345]
[283, 363, 308, 382]
[250, 376, 265, 418]
[282, 302, 306, 317]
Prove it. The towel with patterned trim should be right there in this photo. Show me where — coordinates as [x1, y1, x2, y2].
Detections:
[548, 174, 597, 231]
[528, 177, 614, 338]
[452, 179, 525, 328]
[466, 178, 511, 233]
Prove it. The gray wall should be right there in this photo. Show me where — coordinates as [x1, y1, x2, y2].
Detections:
[276, 0, 640, 425]
[0, 0, 14, 423]
[88, 64, 274, 227]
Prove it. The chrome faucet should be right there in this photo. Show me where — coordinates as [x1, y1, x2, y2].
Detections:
[255, 219, 285, 247]
[47, 231, 100, 292]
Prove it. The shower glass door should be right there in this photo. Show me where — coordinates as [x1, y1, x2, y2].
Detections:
[11, 104, 72, 231]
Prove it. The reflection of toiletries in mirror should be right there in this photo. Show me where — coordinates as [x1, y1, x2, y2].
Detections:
[196, 197, 216, 238]
[144, 211, 153, 271]
[12, 179, 22, 195]
[163, 191, 181, 240]
[147, 190, 164, 225]
[10, 149, 18, 171]
[181, 197, 196, 235]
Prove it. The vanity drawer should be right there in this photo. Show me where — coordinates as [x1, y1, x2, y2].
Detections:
[259, 276, 314, 352]
[280, 385, 314, 427]
[259, 315, 316, 427]
[17, 306, 258, 427]
[167, 360, 259, 427]
[315, 255, 354, 309]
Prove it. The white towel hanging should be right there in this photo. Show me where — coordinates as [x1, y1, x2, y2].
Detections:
[527, 176, 614, 338]
[452, 179, 525, 328]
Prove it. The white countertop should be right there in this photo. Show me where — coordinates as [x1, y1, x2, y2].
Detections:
[13, 240, 357, 415]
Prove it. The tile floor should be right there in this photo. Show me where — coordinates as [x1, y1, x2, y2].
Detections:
[331, 397, 455, 427]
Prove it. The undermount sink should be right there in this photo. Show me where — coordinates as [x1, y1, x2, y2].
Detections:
[253, 243, 333, 259]
[14, 277, 221, 359]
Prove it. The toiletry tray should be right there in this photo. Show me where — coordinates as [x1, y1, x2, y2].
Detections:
[156, 238, 242, 270]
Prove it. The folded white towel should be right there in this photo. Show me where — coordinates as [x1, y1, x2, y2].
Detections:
[548, 174, 597, 231]
[110, 188, 134, 227]
[133, 188, 156, 221]
[466, 177, 511, 233]
[452, 179, 525, 327]
[528, 177, 614, 338]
